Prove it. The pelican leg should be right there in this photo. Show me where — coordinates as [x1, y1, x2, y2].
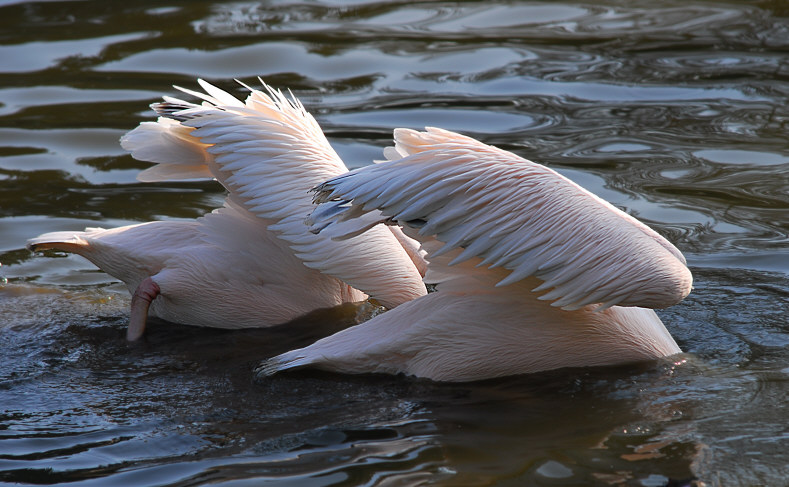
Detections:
[128, 277, 160, 341]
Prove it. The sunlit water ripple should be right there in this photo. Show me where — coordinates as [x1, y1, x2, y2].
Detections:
[1, 1, 788, 485]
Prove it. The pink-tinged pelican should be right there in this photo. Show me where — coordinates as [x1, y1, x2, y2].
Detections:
[257, 127, 692, 382]
[28, 80, 426, 340]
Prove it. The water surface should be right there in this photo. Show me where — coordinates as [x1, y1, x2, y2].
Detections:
[1, 1, 788, 485]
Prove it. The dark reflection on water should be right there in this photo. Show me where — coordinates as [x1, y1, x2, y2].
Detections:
[1, 0, 789, 485]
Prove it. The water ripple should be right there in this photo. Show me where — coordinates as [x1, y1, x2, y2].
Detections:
[1, 1, 789, 485]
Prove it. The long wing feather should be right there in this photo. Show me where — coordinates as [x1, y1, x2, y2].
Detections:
[310, 127, 692, 310]
[121, 116, 214, 181]
[122, 80, 426, 308]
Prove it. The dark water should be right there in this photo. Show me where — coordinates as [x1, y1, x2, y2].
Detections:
[1, 1, 788, 485]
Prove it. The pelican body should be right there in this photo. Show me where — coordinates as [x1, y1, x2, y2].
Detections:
[258, 127, 692, 381]
[27, 203, 366, 339]
[28, 80, 426, 339]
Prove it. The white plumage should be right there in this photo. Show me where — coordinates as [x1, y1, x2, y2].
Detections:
[28, 80, 426, 339]
[257, 127, 692, 381]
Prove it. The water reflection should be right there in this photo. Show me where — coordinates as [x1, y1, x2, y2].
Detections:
[0, 289, 703, 485]
[4, 268, 786, 484]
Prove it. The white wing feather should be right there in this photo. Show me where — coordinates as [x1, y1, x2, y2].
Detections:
[122, 80, 426, 308]
[121, 117, 214, 181]
[311, 127, 692, 310]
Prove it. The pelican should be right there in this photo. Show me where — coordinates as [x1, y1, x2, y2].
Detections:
[28, 80, 426, 340]
[257, 127, 692, 382]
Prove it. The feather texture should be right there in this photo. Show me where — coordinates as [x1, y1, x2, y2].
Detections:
[31, 79, 428, 339]
[122, 79, 426, 308]
[258, 127, 691, 381]
[310, 127, 692, 310]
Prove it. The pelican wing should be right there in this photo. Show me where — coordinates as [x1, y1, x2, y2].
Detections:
[310, 127, 692, 310]
[122, 80, 425, 308]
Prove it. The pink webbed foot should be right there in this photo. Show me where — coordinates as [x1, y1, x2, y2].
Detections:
[128, 277, 160, 341]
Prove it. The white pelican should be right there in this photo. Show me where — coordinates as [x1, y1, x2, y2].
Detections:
[257, 127, 693, 382]
[28, 80, 426, 340]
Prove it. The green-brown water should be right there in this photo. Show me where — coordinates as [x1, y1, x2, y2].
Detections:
[1, 1, 788, 485]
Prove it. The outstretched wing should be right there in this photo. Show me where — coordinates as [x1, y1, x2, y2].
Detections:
[122, 80, 425, 308]
[310, 127, 692, 310]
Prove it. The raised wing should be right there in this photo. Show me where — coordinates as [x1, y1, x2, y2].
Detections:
[122, 80, 425, 308]
[310, 127, 692, 310]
